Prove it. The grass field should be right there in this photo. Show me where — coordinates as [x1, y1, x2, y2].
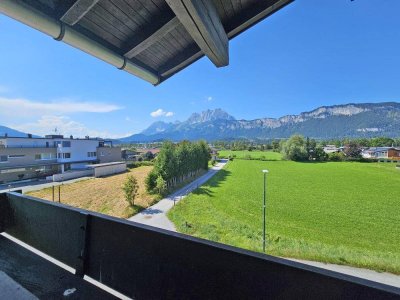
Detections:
[28, 166, 157, 218]
[168, 160, 400, 274]
[218, 150, 282, 160]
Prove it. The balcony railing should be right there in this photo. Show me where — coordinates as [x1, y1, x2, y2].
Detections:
[0, 145, 57, 148]
[0, 192, 399, 299]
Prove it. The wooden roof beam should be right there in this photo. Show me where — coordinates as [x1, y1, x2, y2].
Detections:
[160, 0, 293, 81]
[60, 0, 100, 26]
[165, 0, 229, 67]
[124, 17, 180, 59]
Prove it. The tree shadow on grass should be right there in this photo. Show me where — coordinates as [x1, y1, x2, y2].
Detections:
[191, 169, 231, 197]
[141, 207, 163, 215]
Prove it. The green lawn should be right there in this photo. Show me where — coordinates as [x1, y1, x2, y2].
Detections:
[218, 150, 282, 160]
[168, 160, 400, 274]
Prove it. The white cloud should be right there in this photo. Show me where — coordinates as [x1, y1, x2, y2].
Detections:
[12, 115, 131, 139]
[207, 96, 213, 102]
[0, 96, 122, 116]
[150, 108, 174, 118]
[125, 117, 131, 121]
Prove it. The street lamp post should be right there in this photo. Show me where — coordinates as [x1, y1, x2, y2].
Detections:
[262, 170, 269, 252]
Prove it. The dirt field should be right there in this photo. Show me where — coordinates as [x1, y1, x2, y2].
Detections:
[27, 166, 157, 218]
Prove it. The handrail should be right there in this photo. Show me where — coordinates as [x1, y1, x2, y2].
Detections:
[1, 192, 399, 299]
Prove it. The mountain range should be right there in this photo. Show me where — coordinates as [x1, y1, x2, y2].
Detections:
[1, 102, 399, 142]
[0, 125, 35, 138]
[121, 102, 400, 142]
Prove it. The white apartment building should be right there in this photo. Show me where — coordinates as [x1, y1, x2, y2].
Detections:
[0, 134, 121, 183]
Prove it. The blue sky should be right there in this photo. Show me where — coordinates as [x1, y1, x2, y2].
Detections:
[0, 0, 399, 138]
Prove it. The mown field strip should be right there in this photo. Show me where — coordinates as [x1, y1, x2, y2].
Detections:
[169, 159, 400, 274]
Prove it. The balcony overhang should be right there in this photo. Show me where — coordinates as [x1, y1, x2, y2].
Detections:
[0, 0, 293, 85]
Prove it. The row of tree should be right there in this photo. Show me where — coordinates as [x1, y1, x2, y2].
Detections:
[280, 135, 370, 162]
[145, 140, 211, 195]
[213, 136, 400, 154]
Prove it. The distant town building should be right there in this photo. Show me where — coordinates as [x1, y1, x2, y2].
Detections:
[122, 148, 160, 161]
[0, 134, 122, 184]
[323, 145, 340, 154]
[361, 147, 400, 159]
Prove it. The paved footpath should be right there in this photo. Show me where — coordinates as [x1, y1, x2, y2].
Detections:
[129, 159, 228, 231]
[129, 158, 399, 288]
[288, 258, 400, 288]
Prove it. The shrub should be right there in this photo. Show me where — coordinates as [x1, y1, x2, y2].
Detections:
[156, 175, 167, 196]
[128, 161, 154, 169]
[314, 147, 328, 161]
[328, 152, 345, 162]
[145, 169, 158, 192]
[244, 154, 252, 160]
[122, 175, 139, 206]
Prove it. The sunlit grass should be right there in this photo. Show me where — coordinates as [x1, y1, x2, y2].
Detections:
[218, 150, 282, 160]
[169, 160, 400, 274]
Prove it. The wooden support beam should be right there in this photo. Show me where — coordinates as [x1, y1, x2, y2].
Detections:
[124, 17, 180, 59]
[160, 0, 293, 80]
[165, 0, 229, 67]
[60, 0, 100, 26]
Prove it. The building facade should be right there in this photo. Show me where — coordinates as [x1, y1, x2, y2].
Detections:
[361, 147, 400, 159]
[0, 135, 121, 183]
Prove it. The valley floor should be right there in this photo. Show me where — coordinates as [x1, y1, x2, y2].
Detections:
[168, 159, 400, 274]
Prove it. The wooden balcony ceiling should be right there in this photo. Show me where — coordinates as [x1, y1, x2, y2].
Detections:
[11, 0, 292, 84]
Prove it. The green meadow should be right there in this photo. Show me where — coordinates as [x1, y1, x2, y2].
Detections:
[168, 159, 400, 274]
[218, 150, 282, 160]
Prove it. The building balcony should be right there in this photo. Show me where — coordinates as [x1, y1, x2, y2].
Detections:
[0, 145, 57, 148]
[0, 192, 398, 299]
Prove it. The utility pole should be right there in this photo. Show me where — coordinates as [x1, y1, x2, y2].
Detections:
[262, 170, 269, 252]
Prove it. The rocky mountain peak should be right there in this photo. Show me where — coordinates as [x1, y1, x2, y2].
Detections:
[186, 109, 235, 124]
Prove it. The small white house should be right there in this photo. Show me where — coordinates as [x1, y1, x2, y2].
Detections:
[323, 145, 340, 154]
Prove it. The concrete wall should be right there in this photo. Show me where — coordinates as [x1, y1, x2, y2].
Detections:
[97, 147, 122, 163]
[0, 148, 57, 168]
[93, 163, 126, 178]
[50, 169, 94, 182]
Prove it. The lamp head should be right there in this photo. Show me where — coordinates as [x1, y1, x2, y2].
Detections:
[262, 170, 269, 173]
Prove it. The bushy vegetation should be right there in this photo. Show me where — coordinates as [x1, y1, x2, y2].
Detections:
[122, 175, 139, 206]
[280, 135, 327, 161]
[146, 140, 210, 195]
[212, 136, 400, 153]
[127, 161, 154, 168]
[169, 160, 400, 274]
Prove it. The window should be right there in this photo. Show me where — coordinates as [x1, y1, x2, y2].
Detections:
[87, 152, 97, 157]
[63, 153, 71, 159]
[57, 153, 61, 159]
[8, 154, 25, 158]
[62, 141, 71, 147]
[0, 155, 8, 162]
[35, 153, 54, 160]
